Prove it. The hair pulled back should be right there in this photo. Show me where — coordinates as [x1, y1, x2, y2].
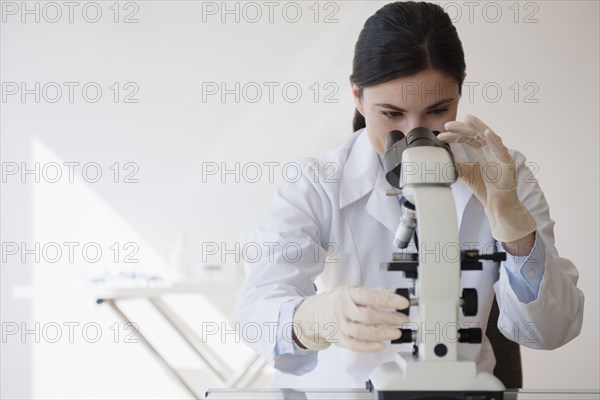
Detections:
[350, 1, 466, 132]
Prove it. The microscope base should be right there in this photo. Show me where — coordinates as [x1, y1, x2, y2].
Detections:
[371, 389, 503, 400]
[368, 352, 504, 400]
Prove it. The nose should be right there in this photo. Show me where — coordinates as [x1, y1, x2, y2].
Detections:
[398, 116, 428, 135]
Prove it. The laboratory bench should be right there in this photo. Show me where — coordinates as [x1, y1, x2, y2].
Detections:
[205, 388, 600, 400]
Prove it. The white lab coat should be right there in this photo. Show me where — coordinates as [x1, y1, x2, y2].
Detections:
[232, 128, 584, 388]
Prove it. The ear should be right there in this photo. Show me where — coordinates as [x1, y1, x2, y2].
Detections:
[349, 77, 365, 116]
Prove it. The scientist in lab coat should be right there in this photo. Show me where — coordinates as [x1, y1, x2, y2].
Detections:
[232, 1, 584, 388]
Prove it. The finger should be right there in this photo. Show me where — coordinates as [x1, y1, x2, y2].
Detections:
[484, 129, 512, 164]
[454, 160, 468, 180]
[346, 321, 402, 342]
[443, 121, 480, 138]
[437, 131, 484, 147]
[455, 161, 487, 204]
[455, 161, 478, 183]
[437, 132, 485, 148]
[345, 305, 409, 326]
[464, 114, 492, 136]
[349, 287, 409, 310]
[446, 114, 491, 142]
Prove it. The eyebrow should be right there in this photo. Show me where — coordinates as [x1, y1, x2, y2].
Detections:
[375, 98, 457, 112]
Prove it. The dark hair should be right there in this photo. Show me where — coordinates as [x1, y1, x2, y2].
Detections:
[350, 1, 466, 132]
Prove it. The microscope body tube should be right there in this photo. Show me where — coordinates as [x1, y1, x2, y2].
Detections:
[400, 145, 459, 362]
[402, 184, 460, 361]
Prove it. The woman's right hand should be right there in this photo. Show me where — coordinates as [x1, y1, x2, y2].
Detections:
[292, 286, 409, 352]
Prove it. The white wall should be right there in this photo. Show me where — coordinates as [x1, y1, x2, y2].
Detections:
[1, 1, 598, 398]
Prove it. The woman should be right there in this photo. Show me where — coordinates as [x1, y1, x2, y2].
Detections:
[232, 1, 584, 389]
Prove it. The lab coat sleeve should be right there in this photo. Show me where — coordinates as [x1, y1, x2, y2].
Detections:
[498, 233, 545, 304]
[273, 298, 319, 373]
[494, 150, 584, 350]
[231, 160, 333, 375]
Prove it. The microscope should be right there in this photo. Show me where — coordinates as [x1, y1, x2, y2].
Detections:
[367, 128, 506, 400]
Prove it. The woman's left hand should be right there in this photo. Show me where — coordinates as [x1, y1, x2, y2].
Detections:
[437, 114, 537, 244]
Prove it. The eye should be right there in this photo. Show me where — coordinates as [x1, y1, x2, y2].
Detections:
[429, 108, 449, 116]
[382, 111, 402, 119]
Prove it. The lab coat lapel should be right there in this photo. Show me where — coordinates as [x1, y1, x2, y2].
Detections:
[339, 130, 379, 209]
[338, 128, 402, 234]
[452, 178, 472, 232]
[365, 168, 402, 234]
[449, 143, 476, 232]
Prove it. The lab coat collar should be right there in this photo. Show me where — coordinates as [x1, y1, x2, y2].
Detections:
[339, 129, 475, 234]
[338, 129, 402, 233]
[338, 129, 380, 209]
[366, 163, 403, 233]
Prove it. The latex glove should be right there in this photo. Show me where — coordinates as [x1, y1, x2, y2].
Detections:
[292, 285, 409, 352]
[437, 114, 537, 243]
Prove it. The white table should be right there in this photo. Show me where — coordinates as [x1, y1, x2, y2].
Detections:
[205, 388, 600, 400]
[15, 280, 268, 399]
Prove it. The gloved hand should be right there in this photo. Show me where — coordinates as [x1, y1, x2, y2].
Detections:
[292, 285, 409, 352]
[437, 114, 537, 243]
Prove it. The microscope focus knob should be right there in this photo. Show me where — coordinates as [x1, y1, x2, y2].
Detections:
[395, 288, 411, 316]
[391, 329, 414, 344]
[461, 288, 478, 317]
[458, 328, 483, 344]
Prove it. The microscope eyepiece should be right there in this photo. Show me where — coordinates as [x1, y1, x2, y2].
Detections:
[385, 130, 405, 151]
[383, 127, 454, 189]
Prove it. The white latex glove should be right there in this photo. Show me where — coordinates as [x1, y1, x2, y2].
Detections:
[292, 285, 409, 352]
[437, 114, 537, 243]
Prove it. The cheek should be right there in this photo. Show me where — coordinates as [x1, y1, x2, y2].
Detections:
[429, 109, 458, 132]
[365, 121, 389, 154]
[366, 110, 393, 133]
[369, 119, 391, 143]
[445, 108, 459, 124]
[430, 120, 449, 133]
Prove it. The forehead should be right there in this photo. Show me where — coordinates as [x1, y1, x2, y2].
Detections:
[363, 69, 460, 107]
